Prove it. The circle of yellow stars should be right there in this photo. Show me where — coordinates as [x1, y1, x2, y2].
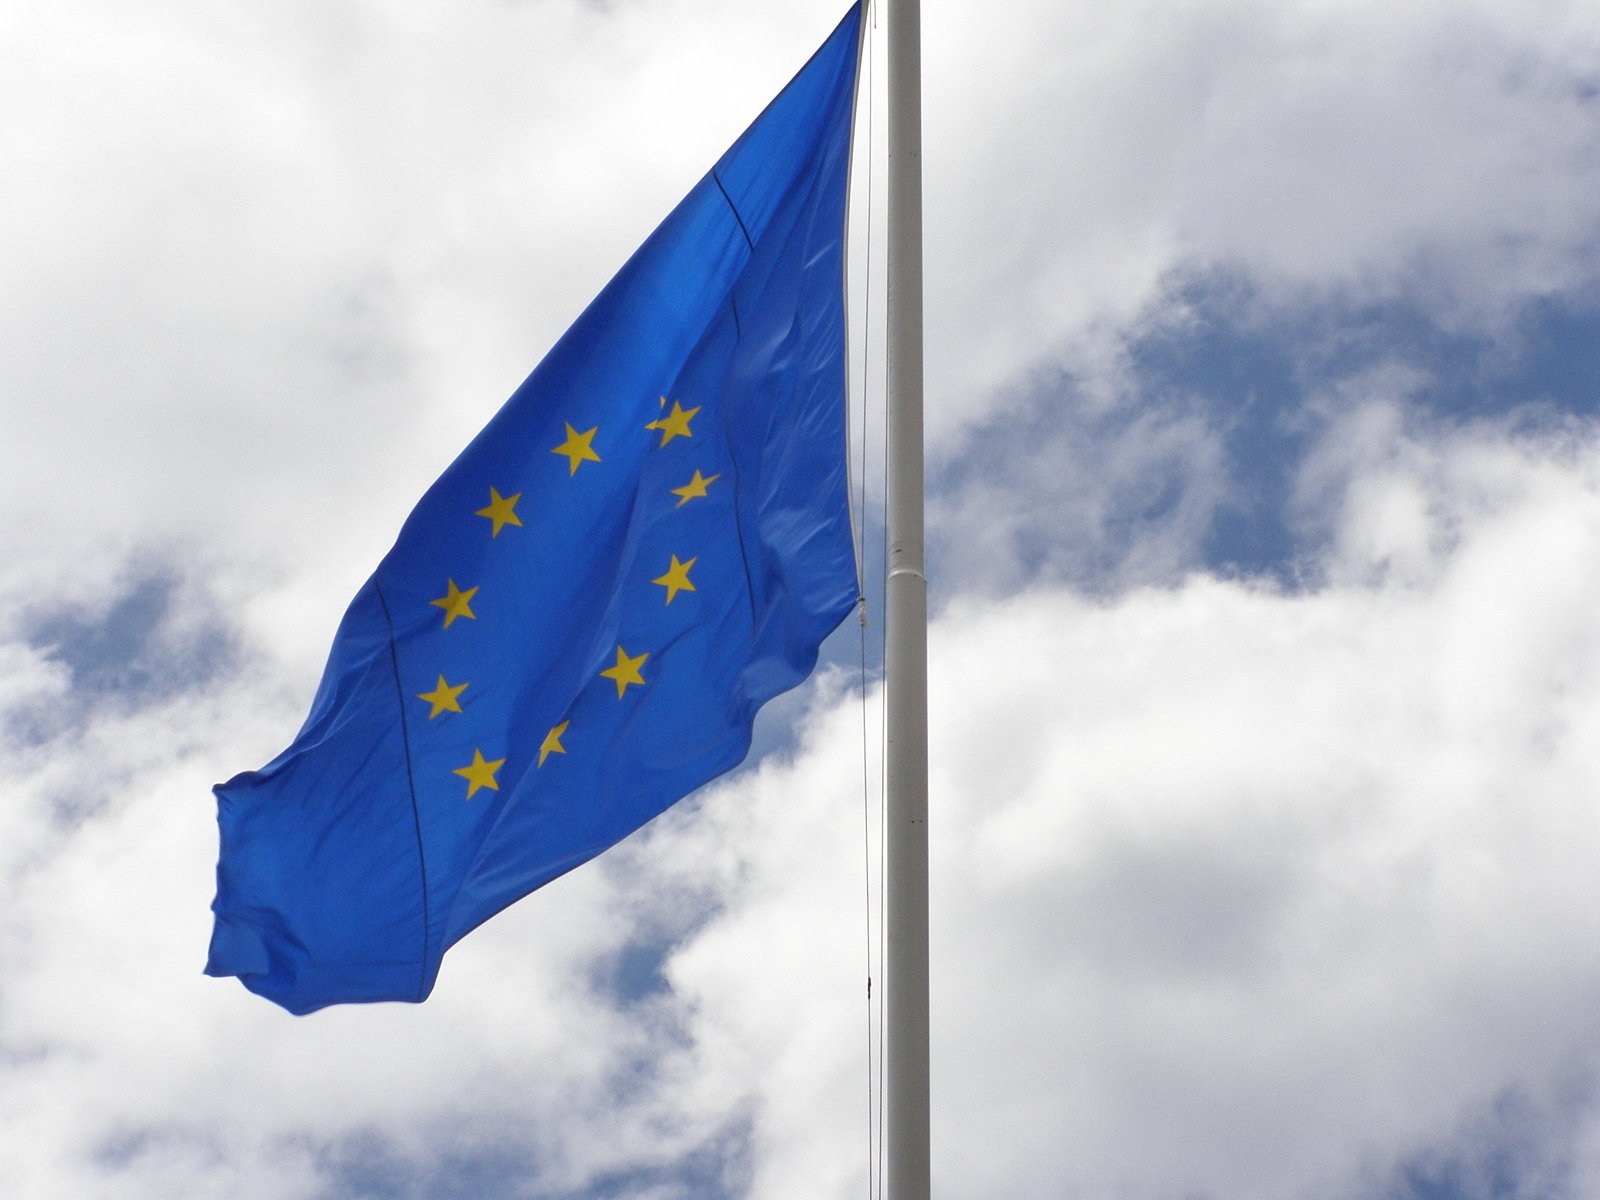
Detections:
[420, 396, 720, 800]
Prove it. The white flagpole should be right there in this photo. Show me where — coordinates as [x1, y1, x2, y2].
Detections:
[883, 0, 929, 1196]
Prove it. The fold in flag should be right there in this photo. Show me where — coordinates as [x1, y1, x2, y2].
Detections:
[206, 4, 864, 1015]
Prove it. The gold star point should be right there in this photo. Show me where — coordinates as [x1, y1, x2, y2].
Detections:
[671, 469, 721, 507]
[599, 644, 649, 698]
[474, 486, 523, 537]
[652, 554, 698, 605]
[645, 399, 700, 447]
[453, 748, 505, 800]
[552, 422, 601, 475]
[430, 579, 479, 628]
[538, 720, 570, 768]
[416, 675, 468, 719]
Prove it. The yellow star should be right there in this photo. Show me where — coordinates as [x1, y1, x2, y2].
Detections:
[645, 399, 700, 447]
[453, 748, 505, 800]
[416, 675, 468, 719]
[552, 422, 601, 475]
[474, 486, 523, 537]
[538, 720, 569, 768]
[651, 554, 697, 605]
[671, 469, 721, 507]
[430, 579, 479, 628]
[599, 644, 649, 698]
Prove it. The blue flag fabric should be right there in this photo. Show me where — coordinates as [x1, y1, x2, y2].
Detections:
[206, 5, 863, 1015]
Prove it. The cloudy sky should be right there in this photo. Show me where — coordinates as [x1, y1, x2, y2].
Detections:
[5, 0, 1600, 1196]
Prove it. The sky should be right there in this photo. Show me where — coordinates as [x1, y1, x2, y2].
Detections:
[4, 0, 1600, 1197]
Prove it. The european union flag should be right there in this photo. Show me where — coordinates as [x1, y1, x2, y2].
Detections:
[206, 5, 863, 1015]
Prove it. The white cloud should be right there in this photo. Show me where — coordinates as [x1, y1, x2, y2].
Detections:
[927, 384, 1231, 595]
[641, 419, 1600, 1200]
[922, 0, 1600, 441]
